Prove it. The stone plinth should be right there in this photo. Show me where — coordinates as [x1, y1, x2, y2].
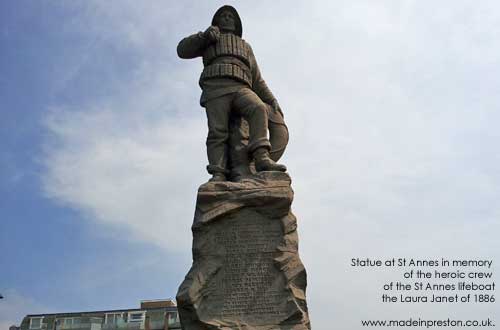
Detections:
[176, 172, 310, 330]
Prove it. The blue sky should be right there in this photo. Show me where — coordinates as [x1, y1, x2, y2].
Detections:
[1, 1, 500, 329]
[1, 1, 191, 324]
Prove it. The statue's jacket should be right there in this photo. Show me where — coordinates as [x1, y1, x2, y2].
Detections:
[177, 32, 276, 106]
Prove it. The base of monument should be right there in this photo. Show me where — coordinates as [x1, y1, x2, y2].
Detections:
[176, 172, 311, 330]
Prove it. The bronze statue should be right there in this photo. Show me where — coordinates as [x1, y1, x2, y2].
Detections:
[177, 5, 288, 182]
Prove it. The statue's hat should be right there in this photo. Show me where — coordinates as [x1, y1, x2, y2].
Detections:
[211, 5, 242, 37]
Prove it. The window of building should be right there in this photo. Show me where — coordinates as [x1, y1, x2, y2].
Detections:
[105, 313, 123, 325]
[29, 317, 43, 329]
[167, 312, 179, 325]
[127, 312, 145, 323]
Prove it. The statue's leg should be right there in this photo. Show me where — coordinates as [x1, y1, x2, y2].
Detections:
[227, 115, 252, 181]
[232, 88, 271, 153]
[233, 88, 287, 172]
[227, 105, 289, 179]
[204, 95, 232, 177]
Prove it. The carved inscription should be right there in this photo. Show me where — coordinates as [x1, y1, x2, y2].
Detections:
[203, 209, 288, 323]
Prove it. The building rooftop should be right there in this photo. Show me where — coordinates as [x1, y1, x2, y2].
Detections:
[26, 299, 177, 317]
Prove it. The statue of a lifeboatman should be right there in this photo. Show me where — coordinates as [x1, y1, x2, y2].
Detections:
[177, 5, 289, 182]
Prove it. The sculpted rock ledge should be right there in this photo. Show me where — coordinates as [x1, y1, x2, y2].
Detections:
[176, 172, 310, 330]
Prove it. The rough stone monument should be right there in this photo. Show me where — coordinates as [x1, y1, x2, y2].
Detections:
[176, 6, 310, 330]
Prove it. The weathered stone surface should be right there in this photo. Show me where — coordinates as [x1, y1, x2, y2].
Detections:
[176, 172, 310, 330]
[177, 5, 289, 181]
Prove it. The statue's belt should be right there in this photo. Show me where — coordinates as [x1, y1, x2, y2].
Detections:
[200, 63, 252, 87]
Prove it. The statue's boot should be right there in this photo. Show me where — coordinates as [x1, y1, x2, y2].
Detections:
[230, 164, 252, 181]
[209, 173, 227, 182]
[253, 147, 287, 172]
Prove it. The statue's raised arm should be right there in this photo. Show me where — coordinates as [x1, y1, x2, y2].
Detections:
[177, 26, 220, 59]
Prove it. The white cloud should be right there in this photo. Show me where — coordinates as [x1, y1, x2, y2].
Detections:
[0, 290, 50, 329]
[41, 1, 500, 329]
[42, 104, 206, 251]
